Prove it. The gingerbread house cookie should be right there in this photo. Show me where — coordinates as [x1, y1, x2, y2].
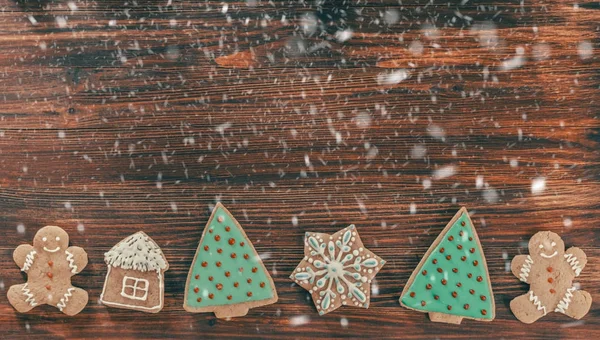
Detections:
[100, 232, 169, 313]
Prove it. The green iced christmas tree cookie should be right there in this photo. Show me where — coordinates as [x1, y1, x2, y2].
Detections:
[183, 203, 278, 318]
[400, 207, 495, 324]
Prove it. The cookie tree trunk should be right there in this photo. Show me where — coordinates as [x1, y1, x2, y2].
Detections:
[429, 312, 463, 325]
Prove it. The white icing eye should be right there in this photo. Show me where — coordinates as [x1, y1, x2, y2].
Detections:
[42, 237, 47, 242]
[551, 242, 556, 247]
[538, 244, 544, 249]
[55, 236, 61, 241]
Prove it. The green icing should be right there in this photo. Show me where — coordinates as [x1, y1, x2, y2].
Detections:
[401, 212, 493, 319]
[185, 206, 275, 307]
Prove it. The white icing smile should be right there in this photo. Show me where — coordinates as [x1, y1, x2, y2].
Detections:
[43, 246, 61, 253]
[540, 251, 557, 259]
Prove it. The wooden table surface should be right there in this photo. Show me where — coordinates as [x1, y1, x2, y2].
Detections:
[0, 0, 598, 338]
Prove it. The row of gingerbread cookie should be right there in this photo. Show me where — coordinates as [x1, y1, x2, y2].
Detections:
[7, 204, 591, 324]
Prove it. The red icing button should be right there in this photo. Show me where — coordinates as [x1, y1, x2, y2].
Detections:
[46, 285, 51, 290]
[260, 282, 266, 288]
[193, 287, 199, 293]
[243, 254, 250, 260]
[228, 238, 236, 245]
[252, 267, 258, 273]
[204, 246, 209, 251]
[225, 226, 231, 232]
[209, 293, 214, 299]
[550, 289, 556, 294]
[548, 278, 554, 283]
[227, 295, 232, 300]
[234, 282, 239, 287]
[48, 261, 53, 267]
[47, 272, 53, 279]
[547, 267, 553, 273]
[195, 274, 200, 279]
[225, 271, 231, 277]
[214, 235, 221, 241]
[421, 301, 426, 306]
[247, 292, 253, 297]
[197, 297, 202, 302]
[216, 284, 223, 290]
[208, 276, 214, 281]
[409, 292, 415, 297]
[231, 253, 237, 259]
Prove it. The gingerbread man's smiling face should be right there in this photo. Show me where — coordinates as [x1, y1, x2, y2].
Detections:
[528, 231, 565, 261]
[33, 226, 69, 254]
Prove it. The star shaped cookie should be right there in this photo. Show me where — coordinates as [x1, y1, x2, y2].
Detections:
[290, 225, 385, 315]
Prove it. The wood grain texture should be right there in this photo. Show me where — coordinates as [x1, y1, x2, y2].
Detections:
[0, 0, 598, 338]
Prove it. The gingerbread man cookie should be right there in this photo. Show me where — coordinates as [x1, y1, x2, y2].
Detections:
[7, 226, 89, 315]
[510, 231, 592, 323]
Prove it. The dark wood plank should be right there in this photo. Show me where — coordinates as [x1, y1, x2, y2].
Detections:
[0, 0, 598, 338]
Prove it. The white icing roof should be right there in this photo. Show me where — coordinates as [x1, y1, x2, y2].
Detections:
[104, 232, 168, 272]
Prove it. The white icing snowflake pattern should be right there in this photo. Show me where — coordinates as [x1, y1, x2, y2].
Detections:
[291, 225, 385, 315]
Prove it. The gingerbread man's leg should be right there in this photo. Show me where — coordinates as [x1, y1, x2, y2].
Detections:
[55, 286, 88, 316]
[7, 284, 38, 313]
[510, 292, 547, 324]
[555, 289, 592, 320]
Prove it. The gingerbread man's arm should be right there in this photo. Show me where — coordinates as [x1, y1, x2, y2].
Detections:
[65, 246, 88, 275]
[511, 254, 534, 283]
[13, 244, 37, 272]
[564, 247, 587, 277]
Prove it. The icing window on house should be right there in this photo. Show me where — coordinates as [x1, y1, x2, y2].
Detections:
[120, 276, 149, 301]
